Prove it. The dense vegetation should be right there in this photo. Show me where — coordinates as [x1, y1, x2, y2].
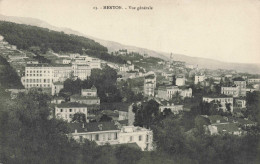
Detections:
[133, 99, 260, 164]
[0, 56, 23, 89]
[0, 21, 126, 64]
[60, 66, 122, 102]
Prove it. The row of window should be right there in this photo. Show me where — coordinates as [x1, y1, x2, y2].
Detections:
[26, 84, 50, 88]
[79, 133, 118, 142]
[58, 108, 87, 113]
[26, 79, 51, 83]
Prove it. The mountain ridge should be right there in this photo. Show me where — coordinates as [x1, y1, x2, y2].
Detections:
[0, 14, 259, 74]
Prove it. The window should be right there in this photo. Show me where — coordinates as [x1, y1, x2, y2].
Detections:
[114, 133, 118, 140]
[139, 135, 142, 141]
[60, 109, 63, 112]
[95, 134, 99, 141]
[79, 136, 83, 142]
[130, 136, 133, 142]
[69, 109, 72, 112]
[108, 133, 111, 140]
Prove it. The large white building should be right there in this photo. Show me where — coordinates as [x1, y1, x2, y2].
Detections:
[157, 86, 192, 100]
[202, 95, 233, 112]
[159, 101, 183, 114]
[221, 78, 247, 97]
[248, 78, 260, 84]
[21, 63, 91, 89]
[176, 75, 185, 86]
[68, 123, 153, 151]
[55, 102, 88, 122]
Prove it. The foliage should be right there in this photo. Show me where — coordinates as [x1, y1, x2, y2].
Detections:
[133, 99, 160, 128]
[115, 145, 143, 164]
[99, 114, 112, 122]
[0, 21, 126, 64]
[71, 112, 87, 123]
[0, 56, 24, 89]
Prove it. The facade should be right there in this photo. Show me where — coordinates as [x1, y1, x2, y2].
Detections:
[21, 63, 91, 89]
[202, 95, 233, 112]
[195, 75, 205, 84]
[221, 79, 247, 97]
[119, 64, 135, 72]
[144, 73, 156, 97]
[157, 86, 192, 100]
[159, 102, 183, 114]
[248, 78, 260, 84]
[118, 126, 153, 151]
[176, 75, 185, 86]
[55, 102, 88, 122]
[221, 86, 239, 97]
[51, 81, 64, 96]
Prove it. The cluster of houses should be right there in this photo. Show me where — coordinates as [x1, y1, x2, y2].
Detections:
[2, 35, 259, 150]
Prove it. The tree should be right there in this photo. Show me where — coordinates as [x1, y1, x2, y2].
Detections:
[115, 145, 143, 164]
[99, 114, 112, 122]
[71, 112, 87, 123]
[133, 99, 159, 128]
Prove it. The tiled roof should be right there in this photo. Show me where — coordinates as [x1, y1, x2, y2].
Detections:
[68, 122, 119, 133]
[101, 102, 131, 112]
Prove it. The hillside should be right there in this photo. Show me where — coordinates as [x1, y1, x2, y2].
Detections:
[0, 14, 259, 74]
[0, 20, 126, 64]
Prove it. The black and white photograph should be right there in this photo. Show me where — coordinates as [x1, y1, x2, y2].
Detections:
[0, 0, 259, 163]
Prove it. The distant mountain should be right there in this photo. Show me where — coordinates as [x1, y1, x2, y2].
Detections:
[0, 14, 259, 74]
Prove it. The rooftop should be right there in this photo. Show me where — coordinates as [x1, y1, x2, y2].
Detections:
[57, 102, 89, 108]
[101, 102, 132, 112]
[203, 94, 233, 98]
[145, 74, 155, 79]
[70, 94, 100, 100]
[68, 122, 119, 133]
[233, 77, 245, 81]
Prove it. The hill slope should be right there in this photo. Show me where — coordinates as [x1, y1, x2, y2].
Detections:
[0, 14, 259, 74]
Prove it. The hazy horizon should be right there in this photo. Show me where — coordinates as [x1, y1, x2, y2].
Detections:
[0, 0, 260, 64]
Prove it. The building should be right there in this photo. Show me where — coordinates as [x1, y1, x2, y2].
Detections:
[234, 98, 246, 108]
[118, 126, 153, 151]
[195, 74, 205, 84]
[221, 77, 247, 97]
[144, 73, 156, 97]
[159, 101, 183, 114]
[202, 95, 233, 112]
[51, 81, 64, 96]
[119, 64, 135, 72]
[176, 75, 185, 86]
[21, 63, 91, 89]
[157, 86, 192, 100]
[70, 87, 100, 112]
[221, 86, 239, 97]
[81, 86, 97, 97]
[248, 78, 260, 84]
[55, 102, 88, 122]
[68, 123, 153, 151]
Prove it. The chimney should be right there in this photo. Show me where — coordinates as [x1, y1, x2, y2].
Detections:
[75, 129, 77, 133]
[98, 124, 103, 130]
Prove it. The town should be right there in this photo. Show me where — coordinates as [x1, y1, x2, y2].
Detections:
[0, 21, 259, 164]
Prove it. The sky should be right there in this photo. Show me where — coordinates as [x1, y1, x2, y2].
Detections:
[0, 0, 260, 63]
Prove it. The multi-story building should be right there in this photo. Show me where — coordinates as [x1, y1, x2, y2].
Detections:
[68, 123, 153, 151]
[195, 74, 205, 84]
[157, 86, 192, 100]
[55, 102, 88, 122]
[51, 81, 64, 96]
[21, 63, 91, 89]
[144, 73, 156, 97]
[176, 75, 185, 86]
[248, 78, 260, 84]
[221, 77, 247, 97]
[202, 95, 233, 112]
[81, 85, 97, 97]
